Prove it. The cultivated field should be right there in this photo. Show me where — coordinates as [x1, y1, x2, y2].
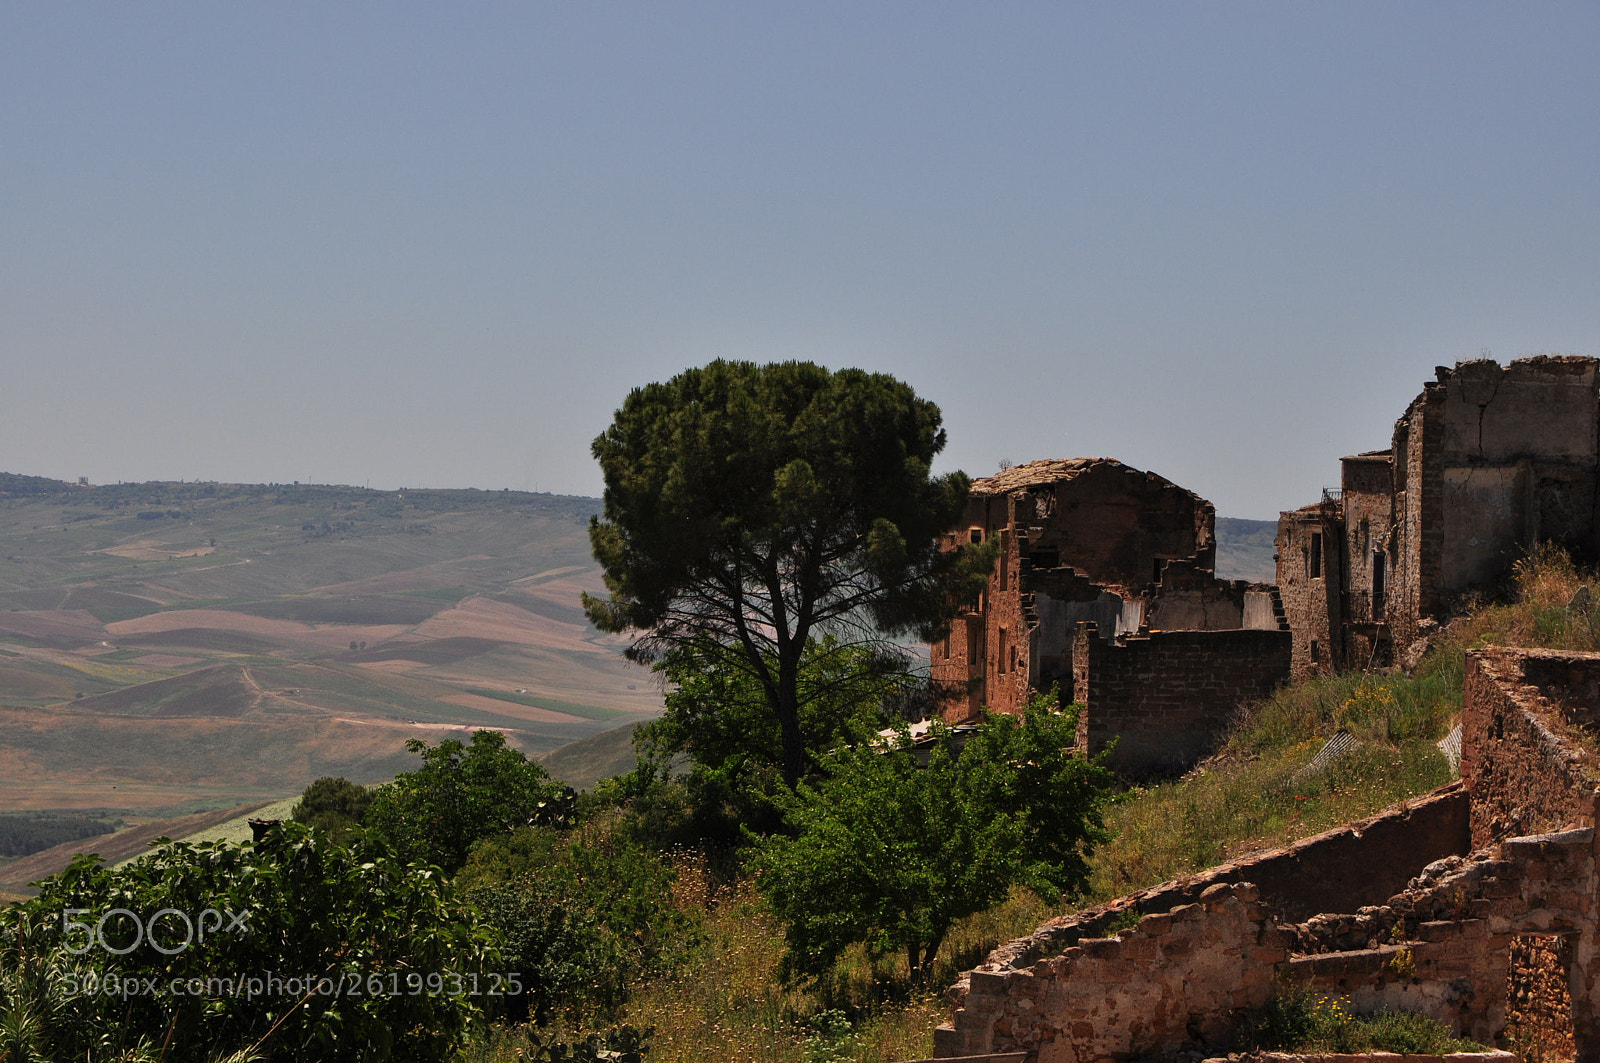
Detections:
[0, 477, 663, 831]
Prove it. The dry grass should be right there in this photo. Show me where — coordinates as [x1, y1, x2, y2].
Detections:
[457, 854, 1053, 1063]
[617, 855, 1051, 1063]
[1091, 544, 1600, 903]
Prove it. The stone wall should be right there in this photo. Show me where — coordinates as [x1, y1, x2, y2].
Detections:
[938, 825, 1596, 1061]
[1276, 505, 1340, 677]
[953, 785, 1468, 980]
[937, 881, 1282, 1061]
[1461, 647, 1600, 849]
[932, 647, 1600, 1062]
[1072, 624, 1291, 775]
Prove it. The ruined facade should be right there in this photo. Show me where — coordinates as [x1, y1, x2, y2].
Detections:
[930, 458, 1289, 775]
[1279, 357, 1600, 676]
[928, 645, 1600, 1063]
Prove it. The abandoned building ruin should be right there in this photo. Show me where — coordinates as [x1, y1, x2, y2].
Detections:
[929, 457, 1290, 776]
[1278, 356, 1600, 677]
[926, 644, 1600, 1063]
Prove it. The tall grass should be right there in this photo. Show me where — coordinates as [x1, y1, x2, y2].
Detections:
[618, 864, 1054, 1063]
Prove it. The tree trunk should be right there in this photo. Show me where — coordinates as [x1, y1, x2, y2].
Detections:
[911, 927, 947, 985]
[776, 649, 806, 788]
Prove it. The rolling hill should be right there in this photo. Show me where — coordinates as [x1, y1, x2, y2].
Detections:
[0, 477, 663, 822]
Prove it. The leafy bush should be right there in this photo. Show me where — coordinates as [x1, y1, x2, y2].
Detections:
[754, 694, 1113, 984]
[290, 776, 372, 845]
[1, 823, 497, 1062]
[364, 731, 576, 874]
[457, 819, 697, 1024]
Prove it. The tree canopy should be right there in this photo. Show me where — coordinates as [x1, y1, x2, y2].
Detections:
[646, 635, 907, 779]
[584, 360, 983, 785]
[752, 692, 1114, 985]
[363, 731, 575, 874]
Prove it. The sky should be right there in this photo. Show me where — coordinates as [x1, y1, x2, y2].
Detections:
[4, 4, 1598, 519]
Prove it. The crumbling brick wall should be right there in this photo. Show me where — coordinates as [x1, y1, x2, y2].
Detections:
[1276, 505, 1341, 676]
[1461, 647, 1600, 849]
[949, 784, 1468, 982]
[1280, 357, 1600, 676]
[932, 458, 1289, 765]
[932, 647, 1600, 1061]
[939, 882, 1282, 1061]
[938, 825, 1596, 1061]
[1072, 624, 1291, 776]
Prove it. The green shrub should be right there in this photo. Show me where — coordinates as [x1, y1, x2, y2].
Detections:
[2, 823, 496, 1062]
[1239, 985, 1483, 1054]
[458, 819, 697, 1024]
[364, 730, 575, 874]
[290, 776, 372, 845]
[754, 696, 1113, 984]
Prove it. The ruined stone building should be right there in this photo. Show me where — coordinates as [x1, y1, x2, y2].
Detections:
[1279, 356, 1600, 676]
[929, 458, 1289, 775]
[924, 644, 1600, 1063]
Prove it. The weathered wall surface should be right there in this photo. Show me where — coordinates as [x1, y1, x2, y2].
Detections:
[940, 826, 1596, 1062]
[1416, 358, 1600, 629]
[1145, 559, 1246, 631]
[1340, 451, 1397, 669]
[1280, 356, 1600, 673]
[1276, 506, 1340, 677]
[934, 647, 1600, 1062]
[1438, 358, 1599, 468]
[1072, 624, 1291, 775]
[1461, 647, 1600, 849]
[938, 882, 1282, 1060]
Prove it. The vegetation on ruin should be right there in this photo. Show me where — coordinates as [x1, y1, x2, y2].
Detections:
[1091, 542, 1599, 903]
[1239, 985, 1486, 1054]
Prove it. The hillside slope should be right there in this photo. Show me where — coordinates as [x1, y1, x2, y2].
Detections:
[0, 477, 662, 815]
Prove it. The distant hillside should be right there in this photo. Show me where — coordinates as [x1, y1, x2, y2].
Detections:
[539, 721, 650, 791]
[1214, 517, 1277, 584]
[0, 801, 272, 894]
[0, 476, 663, 818]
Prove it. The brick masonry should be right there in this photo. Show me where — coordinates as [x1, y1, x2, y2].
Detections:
[1072, 624, 1293, 776]
[930, 457, 1289, 776]
[932, 646, 1600, 1062]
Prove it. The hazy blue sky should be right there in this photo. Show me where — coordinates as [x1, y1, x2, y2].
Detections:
[4, 4, 1597, 518]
